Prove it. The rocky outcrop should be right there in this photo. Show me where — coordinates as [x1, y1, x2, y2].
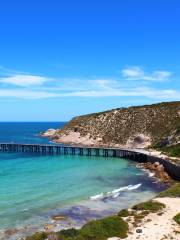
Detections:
[138, 162, 172, 183]
[42, 101, 180, 148]
[41, 128, 57, 137]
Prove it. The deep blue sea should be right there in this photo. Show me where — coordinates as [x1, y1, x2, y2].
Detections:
[0, 122, 167, 239]
[0, 122, 65, 144]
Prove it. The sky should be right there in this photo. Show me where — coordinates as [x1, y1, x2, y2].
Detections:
[0, 0, 179, 121]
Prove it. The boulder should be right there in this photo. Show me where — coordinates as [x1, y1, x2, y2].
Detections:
[156, 164, 164, 172]
[44, 224, 54, 232]
[154, 162, 160, 167]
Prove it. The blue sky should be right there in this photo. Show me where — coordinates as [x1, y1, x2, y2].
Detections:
[0, 0, 179, 121]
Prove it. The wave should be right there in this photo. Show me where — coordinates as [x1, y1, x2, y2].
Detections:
[148, 172, 155, 177]
[90, 183, 142, 200]
[90, 193, 104, 200]
[127, 183, 142, 190]
[142, 168, 155, 178]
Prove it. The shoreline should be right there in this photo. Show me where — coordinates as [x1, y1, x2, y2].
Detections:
[1, 158, 180, 240]
[41, 129, 180, 164]
[1, 154, 170, 240]
[22, 182, 180, 240]
[1, 132, 179, 239]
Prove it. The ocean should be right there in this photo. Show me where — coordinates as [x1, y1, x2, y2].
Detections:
[0, 122, 167, 239]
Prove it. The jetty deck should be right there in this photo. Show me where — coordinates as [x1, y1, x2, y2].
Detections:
[0, 142, 144, 160]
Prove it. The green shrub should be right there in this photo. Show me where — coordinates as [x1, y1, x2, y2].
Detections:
[118, 209, 130, 217]
[132, 200, 165, 212]
[162, 144, 180, 157]
[158, 183, 180, 197]
[79, 216, 128, 240]
[26, 232, 48, 240]
[173, 213, 180, 225]
[58, 228, 80, 240]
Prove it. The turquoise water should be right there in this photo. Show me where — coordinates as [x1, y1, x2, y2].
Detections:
[0, 123, 167, 239]
[0, 152, 166, 239]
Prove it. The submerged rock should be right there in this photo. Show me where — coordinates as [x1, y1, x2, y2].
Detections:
[51, 215, 67, 221]
[4, 228, 19, 236]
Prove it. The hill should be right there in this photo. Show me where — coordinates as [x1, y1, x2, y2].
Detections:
[42, 101, 180, 152]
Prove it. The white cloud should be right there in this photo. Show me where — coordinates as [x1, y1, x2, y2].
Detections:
[0, 89, 60, 99]
[122, 67, 144, 78]
[0, 86, 179, 100]
[0, 74, 49, 87]
[122, 66, 172, 81]
[62, 87, 180, 99]
[0, 66, 178, 102]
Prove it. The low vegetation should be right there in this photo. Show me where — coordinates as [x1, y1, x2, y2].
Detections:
[26, 216, 128, 240]
[160, 143, 180, 158]
[79, 216, 128, 240]
[132, 200, 165, 212]
[26, 232, 47, 240]
[118, 209, 130, 217]
[158, 182, 180, 197]
[173, 213, 180, 225]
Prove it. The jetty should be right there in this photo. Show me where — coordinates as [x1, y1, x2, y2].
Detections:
[0, 142, 143, 159]
[0, 142, 180, 180]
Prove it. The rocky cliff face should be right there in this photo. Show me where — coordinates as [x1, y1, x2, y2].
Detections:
[43, 101, 180, 148]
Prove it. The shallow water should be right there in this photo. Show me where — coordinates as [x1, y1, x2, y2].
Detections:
[0, 122, 167, 239]
[0, 152, 167, 239]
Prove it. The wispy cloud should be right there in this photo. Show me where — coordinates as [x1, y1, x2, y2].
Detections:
[0, 65, 32, 76]
[61, 87, 180, 99]
[122, 66, 172, 81]
[0, 74, 50, 87]
[0, 66, 179, 101]
[0, 89, 59, 99]
[0, 86, 179, 100]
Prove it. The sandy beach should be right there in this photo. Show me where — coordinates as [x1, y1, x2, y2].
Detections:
[109, 197, 180, 240]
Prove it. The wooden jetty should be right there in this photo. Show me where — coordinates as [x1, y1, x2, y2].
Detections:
[0, 142, 146, 161]
[0, 142, 180, 180]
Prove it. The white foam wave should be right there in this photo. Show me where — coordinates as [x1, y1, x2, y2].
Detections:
[127, 183, 142, 190]
[111, 185, 132, 194]
[90, 183, 142, 200]
[142, 169, 155, 178]
[90, 193, 104, 200]
[149, 172, 155, 177]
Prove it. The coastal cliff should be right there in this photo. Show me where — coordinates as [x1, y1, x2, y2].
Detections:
[42, 101, 180, 150]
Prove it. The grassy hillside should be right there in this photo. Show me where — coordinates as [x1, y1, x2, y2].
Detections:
[54, 101, 180, 148]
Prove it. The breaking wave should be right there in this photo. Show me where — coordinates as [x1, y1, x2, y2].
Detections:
[90, 183, 142, 200]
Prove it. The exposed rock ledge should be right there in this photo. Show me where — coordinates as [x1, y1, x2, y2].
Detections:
[41, 129, 152, 149]
[41, 129, 104, 147]
[137, 161, 172, 183]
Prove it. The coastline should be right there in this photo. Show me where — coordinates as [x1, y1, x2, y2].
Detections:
[1, 147, 170, 240]
[24, 182, 180, 240]
[25, 130, 180, 239]
[1, 120, 179, 240]
[40, 129, 180, 183]
[0, 146, 174, 239]
[41, 129, 180, 164]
